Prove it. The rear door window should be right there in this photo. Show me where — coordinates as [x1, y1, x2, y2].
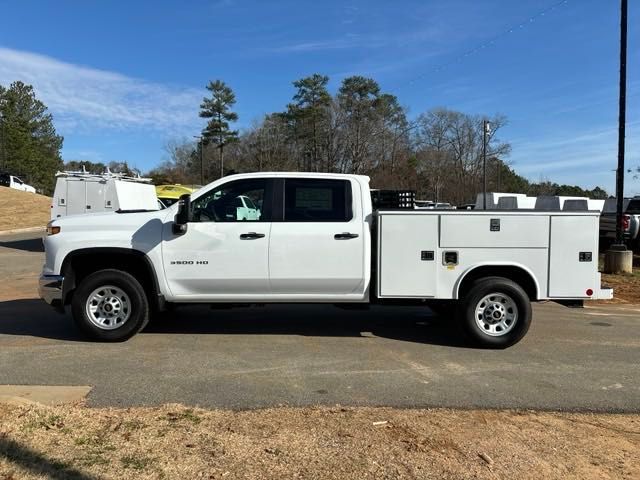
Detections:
[284, 179, 352, 222]
[627, 199, 640, 213]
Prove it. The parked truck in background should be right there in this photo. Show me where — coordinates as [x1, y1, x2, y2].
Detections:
[155, 184, 199, 207]
[0, 173, 36, 193]
[51, 170, 159, 219]
[599, 197, 640, 250]
[39, 172, 612, 348]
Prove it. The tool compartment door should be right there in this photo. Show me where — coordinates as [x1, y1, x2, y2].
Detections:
[378, 213, 438, 297]
[548, 215, 599, 297]
[65, 180, 86, 216]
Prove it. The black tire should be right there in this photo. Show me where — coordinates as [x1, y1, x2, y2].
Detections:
[458, 276, 531, 349]
[71, 269, 149, 342]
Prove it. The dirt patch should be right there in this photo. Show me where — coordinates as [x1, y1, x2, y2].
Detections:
[0, 186, 51, 231]
[599, 254, 640, 304]
[0, 403, 638, 479]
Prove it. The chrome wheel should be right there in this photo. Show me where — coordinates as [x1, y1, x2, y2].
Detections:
[85, 285, 131, 330]
[474, 293, 518, 337]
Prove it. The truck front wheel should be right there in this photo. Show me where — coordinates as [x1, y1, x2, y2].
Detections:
[458, 277, 531, 348]
[71, 269, 150, 341]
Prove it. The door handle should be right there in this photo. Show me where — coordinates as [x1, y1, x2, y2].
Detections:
[239, 232, 265, 240]
[334, 232, 359, 240]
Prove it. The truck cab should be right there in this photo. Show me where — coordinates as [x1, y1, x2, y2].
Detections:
[39, 172, 612, 348]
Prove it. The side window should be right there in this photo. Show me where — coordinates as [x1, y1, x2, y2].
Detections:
[190, 179, 270, 222]
[284, 179, 352, 222]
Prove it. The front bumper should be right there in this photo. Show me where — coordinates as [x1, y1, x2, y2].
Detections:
[38, 274, 64, 309]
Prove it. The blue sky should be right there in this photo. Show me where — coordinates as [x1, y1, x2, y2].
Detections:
[0, 0, 638, 194]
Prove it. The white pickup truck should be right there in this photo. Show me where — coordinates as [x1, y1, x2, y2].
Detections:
[39, 172, 612, 347]
[0, 173, 36, 193]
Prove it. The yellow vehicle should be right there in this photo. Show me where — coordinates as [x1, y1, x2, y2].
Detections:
[155, 184, 198, 207]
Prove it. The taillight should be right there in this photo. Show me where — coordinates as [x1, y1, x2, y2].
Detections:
[622, 215, 630, 231]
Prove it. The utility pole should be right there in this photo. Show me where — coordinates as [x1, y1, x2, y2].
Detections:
[615, 0, 627, 248]
[482, 120, 491, 209]
[604, 0, 632, 273]
[219, 142, 224, 178]
[218, 111, 225, 178]
[193, 135, 204, 186]
[0, 112, 5, 171]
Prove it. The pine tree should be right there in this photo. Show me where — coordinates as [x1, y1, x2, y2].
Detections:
[288, 74, 330, 171]
[337, 76, 381, 173]
[199, 80, 239, 180]
[0, 81, 63, 194]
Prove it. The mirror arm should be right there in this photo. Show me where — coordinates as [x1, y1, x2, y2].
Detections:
[173, 193, 191, 236]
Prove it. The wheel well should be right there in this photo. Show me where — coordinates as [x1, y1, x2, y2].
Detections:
[61, 249, 160, 308]
[457, 266, 538, 300]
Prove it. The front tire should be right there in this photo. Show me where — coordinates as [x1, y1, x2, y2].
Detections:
[458, 277, 531, 348]
[71, 269, 149, 341]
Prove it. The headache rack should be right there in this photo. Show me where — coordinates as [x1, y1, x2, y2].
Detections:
[371, 189, 416, 210]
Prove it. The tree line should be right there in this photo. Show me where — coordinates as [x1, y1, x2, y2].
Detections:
[0, 76, 610, 201]
[150, 75, 608, 203]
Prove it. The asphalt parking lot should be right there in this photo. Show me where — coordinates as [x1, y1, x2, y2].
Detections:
[1, 232, 639, 411]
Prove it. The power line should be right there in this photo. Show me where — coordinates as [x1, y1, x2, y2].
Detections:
[395, 0, 571, 92]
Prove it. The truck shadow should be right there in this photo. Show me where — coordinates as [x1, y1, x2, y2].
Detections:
[145, 304, 471, 348]
[0, 299, 86, 342]
[0, 436, 97, 480]
[0, 237, 44, 253]
[0, 299, 470, 348]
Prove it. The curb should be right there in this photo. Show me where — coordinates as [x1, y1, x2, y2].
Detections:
[0, 385, 92, 406]
[0, 226, 45, 237]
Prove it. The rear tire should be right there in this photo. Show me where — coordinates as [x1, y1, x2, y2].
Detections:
[71, 269, 149, 342]
[458, 276, 531, 348]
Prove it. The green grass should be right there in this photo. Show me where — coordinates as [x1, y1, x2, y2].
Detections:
[120, 454, 154, 471]
[165, 408, 202, 425]
[22, 413, 64, 432]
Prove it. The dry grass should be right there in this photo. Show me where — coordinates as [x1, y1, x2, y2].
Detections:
[0, 186, 51, 231]
[0, 403, 638, 479]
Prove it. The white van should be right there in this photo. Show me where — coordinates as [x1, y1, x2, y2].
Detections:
[51, 170, 159, 219]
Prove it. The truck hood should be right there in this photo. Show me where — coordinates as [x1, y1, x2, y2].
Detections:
[51, 209, 169, 230]
[43, 209, 172, 275]
[49, 209, 173, 252]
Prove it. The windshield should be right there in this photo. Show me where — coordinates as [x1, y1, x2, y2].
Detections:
[241, 195, 256, 209]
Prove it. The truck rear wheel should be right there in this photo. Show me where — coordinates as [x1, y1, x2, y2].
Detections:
[458, 277, 531, 348]
[71, 269, 149, 341]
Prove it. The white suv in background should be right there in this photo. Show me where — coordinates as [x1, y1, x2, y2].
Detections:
[0, 173, 36, 193]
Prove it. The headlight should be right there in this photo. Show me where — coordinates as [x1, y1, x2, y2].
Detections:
[46, 225, 61, 235]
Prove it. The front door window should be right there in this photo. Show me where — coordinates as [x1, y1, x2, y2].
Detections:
[190, 179, 269, 222]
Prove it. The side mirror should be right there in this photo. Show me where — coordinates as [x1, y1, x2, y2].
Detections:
[172, 194, 191, 235]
